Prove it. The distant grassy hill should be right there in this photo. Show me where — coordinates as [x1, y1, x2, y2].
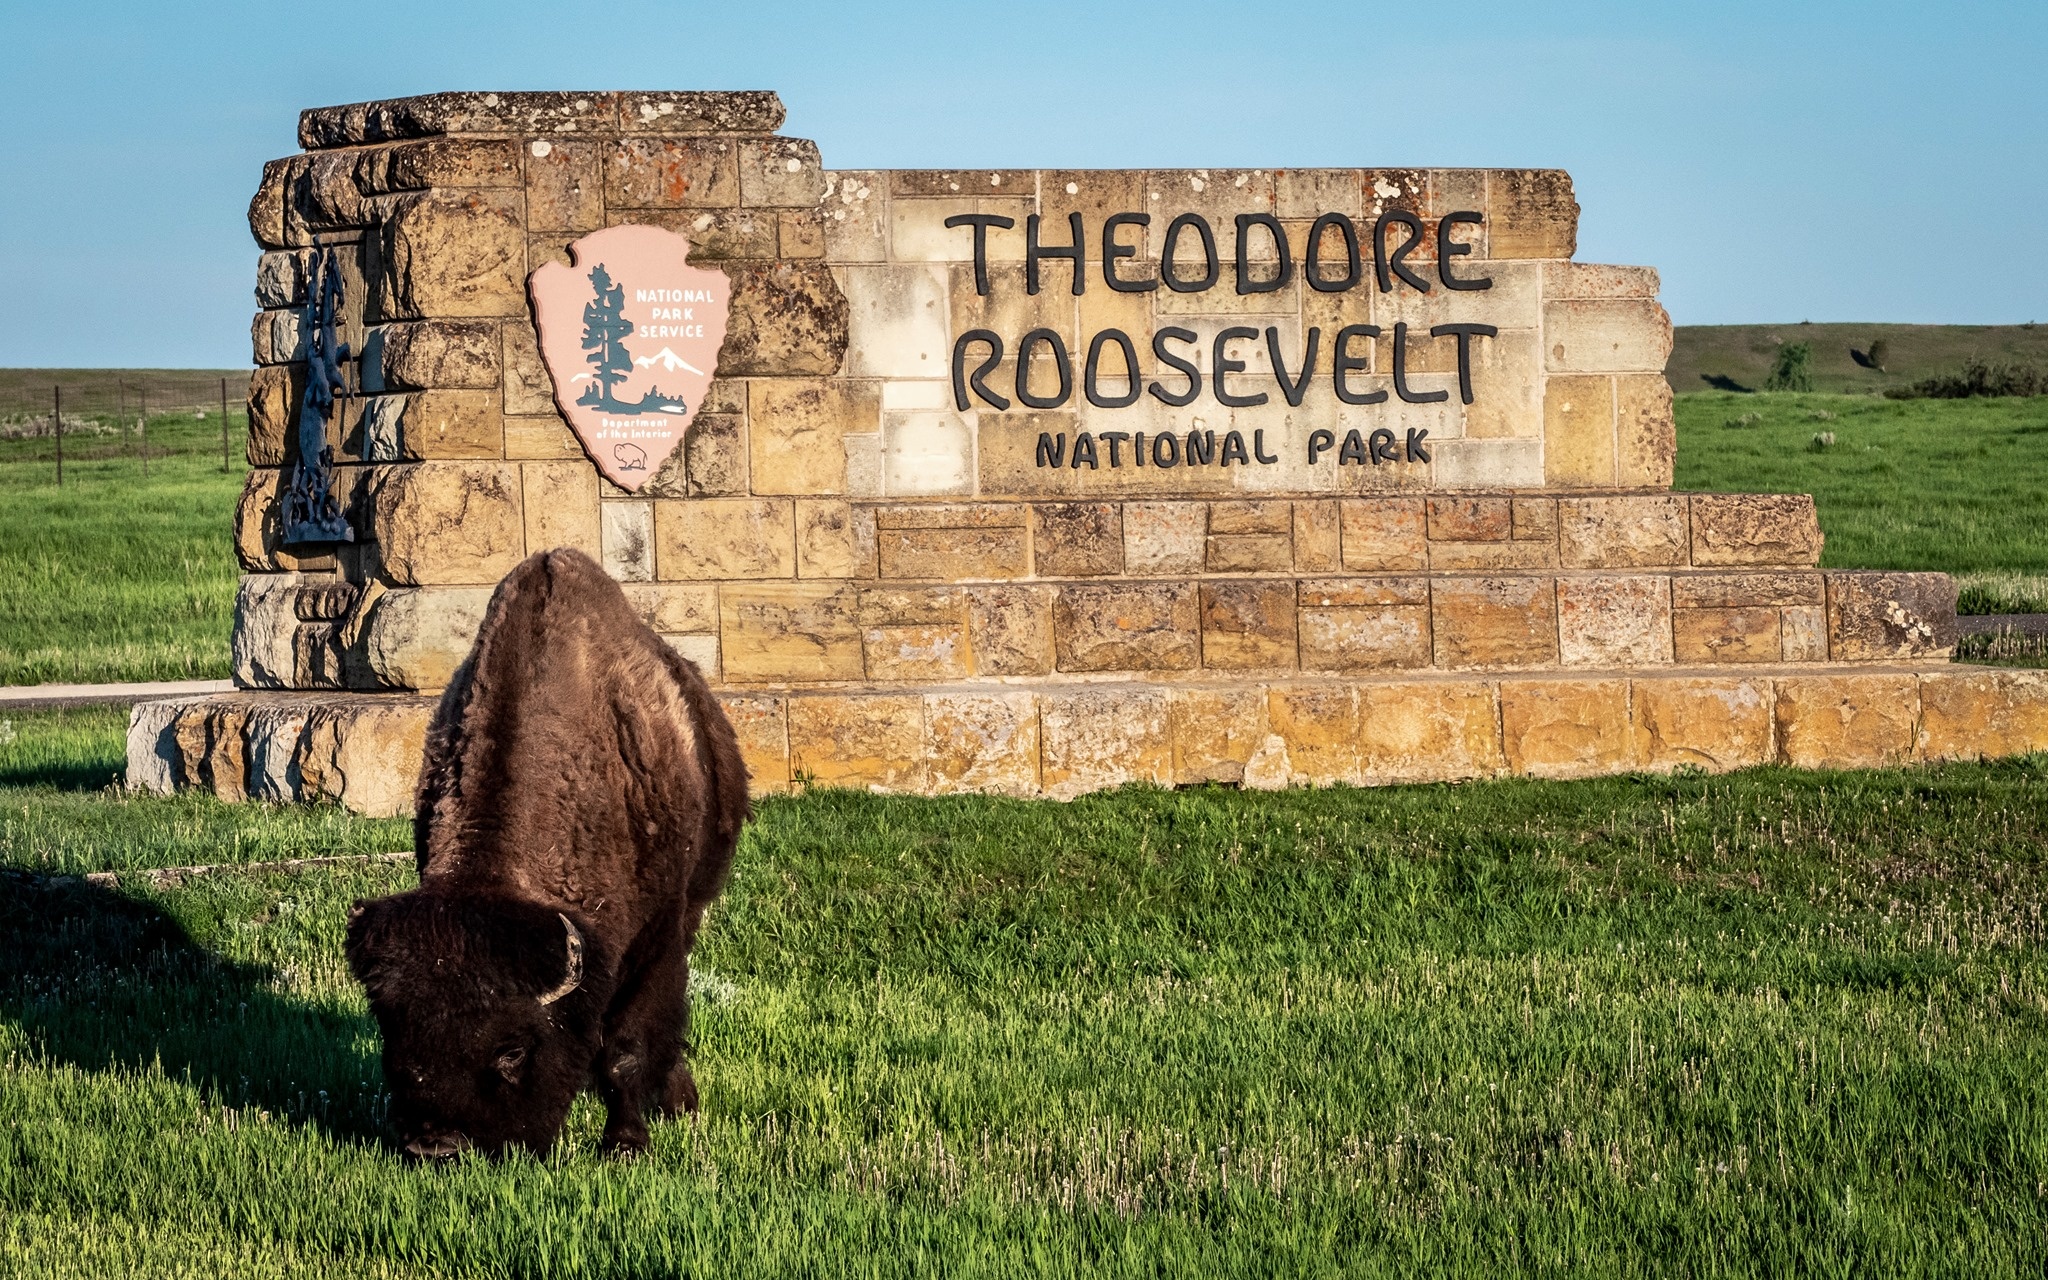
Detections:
[1670, 323, 2048, 395]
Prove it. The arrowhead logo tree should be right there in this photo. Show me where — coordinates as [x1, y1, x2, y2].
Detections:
[528, 225, 730, 492]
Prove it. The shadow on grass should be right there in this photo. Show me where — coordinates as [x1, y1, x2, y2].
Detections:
[0, 874, 383, 1142]
[0, 756, 124, 791]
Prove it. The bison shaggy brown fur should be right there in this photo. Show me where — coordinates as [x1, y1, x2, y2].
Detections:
[345, 548, 749, 1157]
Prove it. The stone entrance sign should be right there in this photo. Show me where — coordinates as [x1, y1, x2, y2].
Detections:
[131, 90, 2048, 813]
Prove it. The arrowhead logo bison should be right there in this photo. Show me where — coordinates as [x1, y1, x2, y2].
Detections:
[528, 225, 729, 492]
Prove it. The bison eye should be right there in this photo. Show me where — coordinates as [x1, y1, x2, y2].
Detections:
[495, 1045, 529, 1082]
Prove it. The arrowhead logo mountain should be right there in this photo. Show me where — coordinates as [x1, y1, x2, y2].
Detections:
[527, 225, 730, 493]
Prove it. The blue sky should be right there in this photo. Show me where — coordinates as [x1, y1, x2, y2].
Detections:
[1, 1, 2042, 368]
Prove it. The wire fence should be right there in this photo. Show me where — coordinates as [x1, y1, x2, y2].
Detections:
[0, 372, 253, 482]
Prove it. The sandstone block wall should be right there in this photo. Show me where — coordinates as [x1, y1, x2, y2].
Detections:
[134, 89, 2039, 812]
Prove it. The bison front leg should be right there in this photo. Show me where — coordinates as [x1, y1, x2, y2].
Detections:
[596, 942, 690, 1155]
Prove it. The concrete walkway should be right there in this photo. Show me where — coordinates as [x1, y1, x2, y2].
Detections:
[0, 678, 233, 712]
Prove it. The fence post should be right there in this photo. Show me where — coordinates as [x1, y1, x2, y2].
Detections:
[220, 376, 231, 472]
[52, 384, 63, 486]
[138, 385, 149, 478]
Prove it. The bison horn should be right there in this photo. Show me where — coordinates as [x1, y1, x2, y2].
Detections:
[537, 913, 585, 1006]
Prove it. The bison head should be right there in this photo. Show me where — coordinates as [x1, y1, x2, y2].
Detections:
[345, 891, 614, 1158]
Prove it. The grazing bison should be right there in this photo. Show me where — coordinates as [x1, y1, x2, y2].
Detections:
[345, 548, 749, 1157]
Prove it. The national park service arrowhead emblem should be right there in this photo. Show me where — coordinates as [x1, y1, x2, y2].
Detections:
[528, 225, 729, 492]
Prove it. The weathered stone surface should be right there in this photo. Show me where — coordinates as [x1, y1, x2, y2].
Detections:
[1630, 676, 1774, 772]
[1918, 669, 2048, 761]
[740, 137, 825, 208]
[1545, 300, 1672, 374]
[720, 583, 862, 682]
[1292, 501, 1342, 573]
[1431, 576, 1558, 667]
[356, 585, 493, 690]
[1427, 496, 1511, 542]
[1054, 583, 1199, 672]
[716, 261, 851, 377]
[246, 364, 303, 468]
[1199, 581, 1296, 669]
[295, 700, 431, 817]
[1040, 688, 1172, 800]
[1557, 575, 1673, 667]
[1690, 494, 1823, 567]
[362, 320, 501, 391]
[1781, 605, 1828, 662]
[521, 461, 601, 561]
[1543, 375, 1615, 488]
[604, 137, 740, 207]
[1033, 503, 1124, 577]
[1825, 571, 1958, 661]
[834, 263, 951, 379]
[233, 574, 306, 689]
[1500, 679, 1631, 778]
[654, 498, 794, 580]
[1297, 578, 1432, 671]
[524, 138, 602, 232]
[718, 693, 788, 795]
[249, 158, 296, 249]
[1673, 607, 1781, 664]
[1671, 573, 1824, 608]
[600, 500, 654, 582]
[1169, 687, 1268, 784]
[749, 379, 879, 495]
[965, 585, 1056, 675]
[876, 505, 1027, 580]
[362, 389, 502, 460]
[1774, 674, 1919, 769]
[1206, 530, 1293, 573]
[1431, 438, 1544, 489]
[1427, 539, 1556, 571]
[371, 462, 525, 586]
[1542, 262, 1659, 299]
[621, 583, 718, 635]
[617, 92, 787, 135]
[787, 694, 924, 791]
[1357, 681, 1500, 783]
[294, 581, 361, 621]
[368, 137, 523, 192]
[1558, 496, 1688, 569]
[1615, 374, 1676, 489]
[375, 190, 526, 319]
[1123, 501, 1207, 575]
[1488, 170, 1577, 259]
[924, 692, 1039, 795]
[860, 587, 970, 681]
[881, 408, 973, 497]
[1267, 685, 1358, 785]
[296, 92, 784, 148]
[125, 700, 184, 795]
[501, 322, 555, 417]
[795, 500, 877, 579]
[1340, 498, 1428, 570]
[682, 414, 747, 497]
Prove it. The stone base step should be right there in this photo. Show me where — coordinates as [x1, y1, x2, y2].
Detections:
[129, 665, 2048, 815]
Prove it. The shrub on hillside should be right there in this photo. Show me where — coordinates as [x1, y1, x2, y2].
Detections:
[1764, 342, 1814, 392]
[1885, 359, 2048, 400]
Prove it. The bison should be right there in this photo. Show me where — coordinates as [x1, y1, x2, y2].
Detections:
[345, 548, 750, 1157]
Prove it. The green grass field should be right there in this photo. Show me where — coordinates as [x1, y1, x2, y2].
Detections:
[0, 409, 246, 686]
[4, 710, 2047, 1276]
[1673, 392, 2048, 614]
